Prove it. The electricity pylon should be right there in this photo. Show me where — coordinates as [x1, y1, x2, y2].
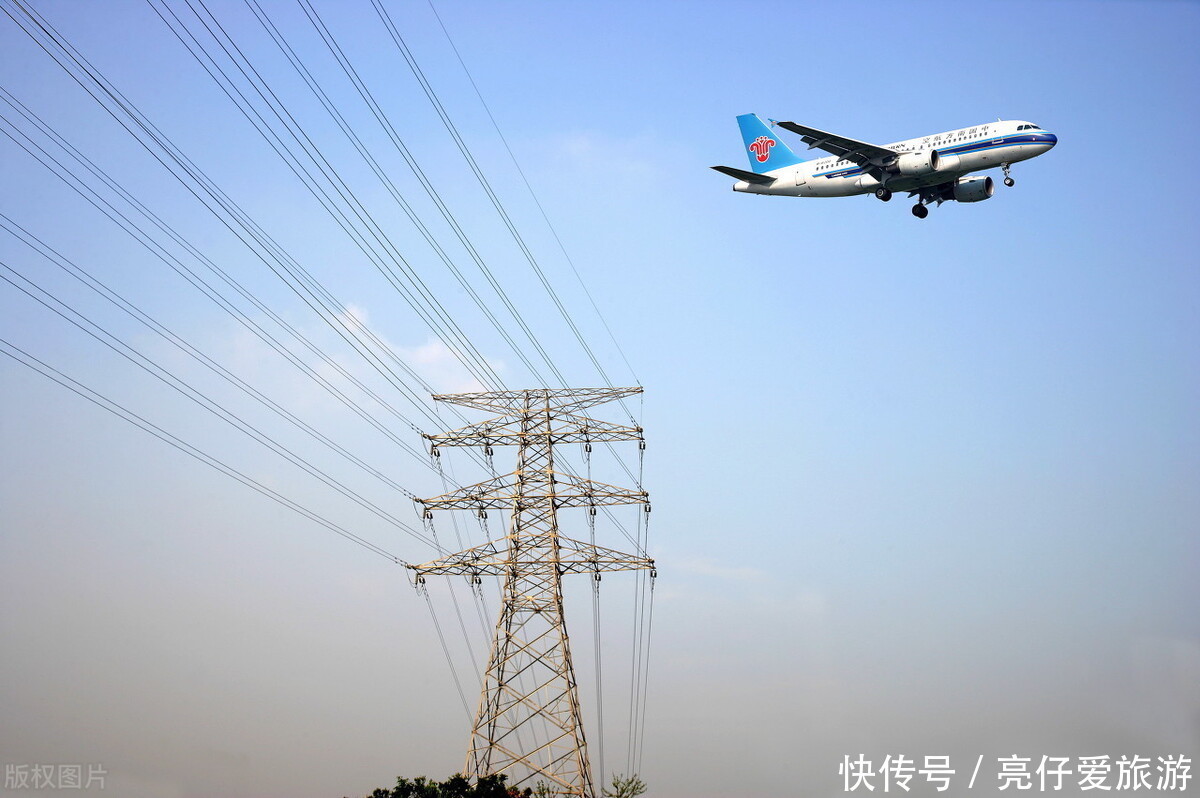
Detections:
[409, 388, 654, 797]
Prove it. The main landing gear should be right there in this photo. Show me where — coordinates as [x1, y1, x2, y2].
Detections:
[874, 187, 893, 202]
[911, 203, 929, 219]
[1002, 162, 1015, 187]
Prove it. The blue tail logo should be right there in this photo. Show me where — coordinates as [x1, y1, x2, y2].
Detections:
[737, 113, 803, 173]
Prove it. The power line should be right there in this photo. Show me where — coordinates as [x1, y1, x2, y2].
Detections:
[423, 0, 641, 388]
[3, 4, 657, 780]
[0, 211, 419, 503]
[242, 0, 558, 392]
[410, 387, 653, 794]
[3, 22, 517, 675]
[144, 0, 505, 393]
[587, 443, 607, 788]
[373, 0, 621, 391]
[0, 259, 438, 550]
[117, 5, 583, 667]
[411, 0, 649, 505]
[161, 0, 650, 499]
[0, 2, 496, 446]
[0, 97, 436, 466]
[635, 577, 656, 776]
[624, 484, 655, 776]
[0, 336, 408, 566]
[2, 0, 486, 439]
[420, 583, 475, 723]
[296, 0, 569, 388]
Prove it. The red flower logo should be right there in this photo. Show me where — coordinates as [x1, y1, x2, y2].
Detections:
[748, 135, 776, 163]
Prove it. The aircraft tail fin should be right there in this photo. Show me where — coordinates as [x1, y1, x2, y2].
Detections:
[736, 113, 804, 173]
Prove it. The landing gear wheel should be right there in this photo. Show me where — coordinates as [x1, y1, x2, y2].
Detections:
[912, 204, 929, 219]
[874, 187, 893, 202]
[1001, 162, 1014, 187]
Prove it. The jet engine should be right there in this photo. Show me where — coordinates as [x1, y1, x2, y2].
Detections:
[895, 151, 935, 176]
[930, 149, 961, 172]
[896, 149, 963, 176]
[952, 175, 994, 202]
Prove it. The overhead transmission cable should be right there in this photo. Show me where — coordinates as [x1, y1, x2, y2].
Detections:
[0, 94, 439, 470]
[110, 1, 530, 654]
[423, 0, 640, 389]
[367, 1, 648, 503]
[420, 583, 475, 722]
[9, 1, 652, 758]
[241, 0, 560, 393]
[0, 3, 443, 427]
[634, 435, 656, 772]
[2, 0, 491, 444]
[195, 0, 647, 512]
[294, 0, 570, 389]
[372, 0, 616, 391]
[0, 212, 418, 503]
[585, 443, 607, 786]
[635, 577, 656, 775]
[404, 5, 651, 566]
[154, 0, 508, 395]
[0, 3, 514, 497]
[302, 0, 656, 765]
[4, 3, 606, 723]
[130, 1, 530, 660]
[0, 260, 438, 550]
[0, 337, 408, 566]
[142, 0, 504, 393]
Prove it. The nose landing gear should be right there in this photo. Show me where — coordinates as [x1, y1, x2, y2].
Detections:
[1001, 162, 1015, 187]
[874, 187, 893, 202]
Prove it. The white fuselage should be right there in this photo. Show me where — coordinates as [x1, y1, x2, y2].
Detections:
[735, 120, 1057, 197]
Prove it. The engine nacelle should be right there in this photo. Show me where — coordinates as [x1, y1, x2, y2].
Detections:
[930, 149, 961, 172]
[895, 151, 935, 176]
[953, 175, 995, 203]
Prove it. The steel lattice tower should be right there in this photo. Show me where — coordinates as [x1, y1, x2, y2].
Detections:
[409, 388, 653, 797]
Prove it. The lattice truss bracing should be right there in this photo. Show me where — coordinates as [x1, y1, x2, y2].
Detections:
[409, 388, 653, 797]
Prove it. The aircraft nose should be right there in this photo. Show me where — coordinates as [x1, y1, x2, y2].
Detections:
[1044, 132, 1058, 148]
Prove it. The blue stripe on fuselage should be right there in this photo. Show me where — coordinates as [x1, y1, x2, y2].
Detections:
[813, 133, 1054, 179]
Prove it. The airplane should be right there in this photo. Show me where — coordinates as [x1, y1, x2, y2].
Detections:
[712, 114, 1057, 218]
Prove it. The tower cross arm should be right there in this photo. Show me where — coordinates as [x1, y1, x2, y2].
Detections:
[547, 474, 648, 509]
[409, 535, 654, 578]
[431, 386, 642, 415]
[415, 472, 648, 512]
[555, 535, 655, 575]
[415, 473, 517, 512]
[426, 414, 643, 448]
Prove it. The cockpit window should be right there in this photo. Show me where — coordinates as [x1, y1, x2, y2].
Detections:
[1017, 124, 1042, 131]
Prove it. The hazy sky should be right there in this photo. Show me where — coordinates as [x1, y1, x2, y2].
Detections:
[1, 2, 1197, 797]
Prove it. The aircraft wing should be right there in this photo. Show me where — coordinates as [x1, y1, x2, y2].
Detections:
[773, 121, 897, 169]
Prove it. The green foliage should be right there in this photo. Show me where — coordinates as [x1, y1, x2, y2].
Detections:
[352, 772, 647, 798]
[353, 773, 518, 798]
[601, 773, 647, 798]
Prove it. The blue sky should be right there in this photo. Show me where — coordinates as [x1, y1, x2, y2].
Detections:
[1, 2, 1197, 797]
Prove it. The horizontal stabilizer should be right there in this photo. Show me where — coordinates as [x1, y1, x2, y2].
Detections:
[710, 165, 776, 185]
